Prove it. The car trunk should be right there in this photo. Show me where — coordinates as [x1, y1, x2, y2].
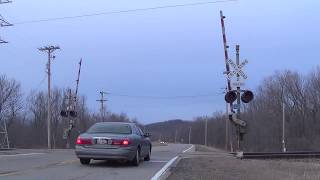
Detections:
[82, 133, 130, 149]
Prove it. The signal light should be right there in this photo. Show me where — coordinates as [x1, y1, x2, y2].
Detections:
[69, 111, 77, 117]
[60, 110, 78, 117]
[225, 91, 237, 103]
[241, 90, 254, 103]
[60, 110, 68, 117]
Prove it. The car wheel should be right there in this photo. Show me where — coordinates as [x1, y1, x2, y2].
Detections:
[144, 148, 151, 161]
[132, 148, 140, 166]
[80, 158, 90, 165]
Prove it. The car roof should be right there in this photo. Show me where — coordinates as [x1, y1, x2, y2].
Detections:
[94, 122, 135, 126]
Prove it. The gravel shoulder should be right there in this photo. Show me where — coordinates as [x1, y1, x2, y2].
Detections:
[167, 145, 320, 180]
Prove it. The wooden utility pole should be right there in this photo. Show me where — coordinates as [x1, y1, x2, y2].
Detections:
[188, 127, 192, 144]
[204, 118, 208, 146]
[282, 102, 286, 152]
[39, 45, 60, 149]
[174, 130, 178, 143]
[96, 91, 108, 121]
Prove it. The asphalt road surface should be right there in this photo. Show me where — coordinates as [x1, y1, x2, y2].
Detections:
[0, 144, 191, 180]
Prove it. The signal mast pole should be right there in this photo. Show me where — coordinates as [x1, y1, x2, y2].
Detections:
[236, 45, 241, 150]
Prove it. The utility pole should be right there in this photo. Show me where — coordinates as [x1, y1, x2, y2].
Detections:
[188, 127, 192, 144]
[96, 91, 108, 121]
[204, 118, 208, 146]
[39, 45, 60, 149]
[174, 129, 178, 143]
[282, 102, 286, 152]
[0, 0, 12, 4]
[0, 0, 13, 44]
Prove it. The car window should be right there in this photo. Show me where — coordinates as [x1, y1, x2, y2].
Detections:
[86, 123, 132, 134]
[131, 125, 140, 136]
[137, 127, 144, 136]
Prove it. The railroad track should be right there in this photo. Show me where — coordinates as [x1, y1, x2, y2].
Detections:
[231, 151, 320, 159]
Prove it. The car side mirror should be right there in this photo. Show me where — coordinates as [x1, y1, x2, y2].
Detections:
[144, 132, 151, 137]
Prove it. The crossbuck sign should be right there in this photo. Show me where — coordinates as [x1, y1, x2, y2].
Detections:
[227, 59, 248, 80]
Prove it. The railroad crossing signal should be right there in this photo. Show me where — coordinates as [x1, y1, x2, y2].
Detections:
[225, 90, 254, 104]
[227, 59, 248, 80]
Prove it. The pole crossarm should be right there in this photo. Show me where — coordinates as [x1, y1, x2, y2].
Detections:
[0, 0, 12, 4]
[96, 91, 108, 121]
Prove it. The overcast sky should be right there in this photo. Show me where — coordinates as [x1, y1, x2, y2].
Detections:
[0, 0, 319, 124]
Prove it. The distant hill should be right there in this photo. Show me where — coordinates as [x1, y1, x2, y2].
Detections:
[145, 119, 192, 143]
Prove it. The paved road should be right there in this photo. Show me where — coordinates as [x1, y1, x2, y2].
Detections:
[0, 144, 191, 180]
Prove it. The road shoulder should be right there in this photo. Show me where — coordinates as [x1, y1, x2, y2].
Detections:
[167, 145, 320, 180]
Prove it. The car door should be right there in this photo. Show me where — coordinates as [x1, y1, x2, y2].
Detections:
[132, 125, 145, 155]
[137, 126, 148, 156]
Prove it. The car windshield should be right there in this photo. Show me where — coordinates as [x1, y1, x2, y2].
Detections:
[86, 123, 132, 134]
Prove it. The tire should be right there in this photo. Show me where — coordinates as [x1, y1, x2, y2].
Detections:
[144, 148, 151, 161]
[80, 158, 90, 165]
[131, 148, 140, 166]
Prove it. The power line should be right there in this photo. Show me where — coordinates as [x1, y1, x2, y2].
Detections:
[33, 74, 47, 92]
[108, 93, 219, 99]
[14, 0, 237, 25]
[0, 0, 12, 44]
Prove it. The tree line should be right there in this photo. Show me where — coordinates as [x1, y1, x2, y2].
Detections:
[146, 68, 320, 152]
[0, 75, 138, 148]
[2, 67, 320, 151]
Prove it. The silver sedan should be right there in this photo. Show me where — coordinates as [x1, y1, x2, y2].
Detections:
[75, 122, 152, 166]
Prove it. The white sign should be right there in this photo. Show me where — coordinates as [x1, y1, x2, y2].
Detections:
[233, 104, 240, 109]
[227, 59, 248, 80]
[232, 81, 245, 87]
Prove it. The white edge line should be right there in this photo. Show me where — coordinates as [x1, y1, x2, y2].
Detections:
[182, 145, 194, 153]
[150, 156, 178, 180]
[150, 145, 194, 180]
[0, 153, 45, 157]
[150, 160, 169, 163]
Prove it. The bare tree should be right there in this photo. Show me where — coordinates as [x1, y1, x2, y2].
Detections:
[0, 75, 22, 148]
